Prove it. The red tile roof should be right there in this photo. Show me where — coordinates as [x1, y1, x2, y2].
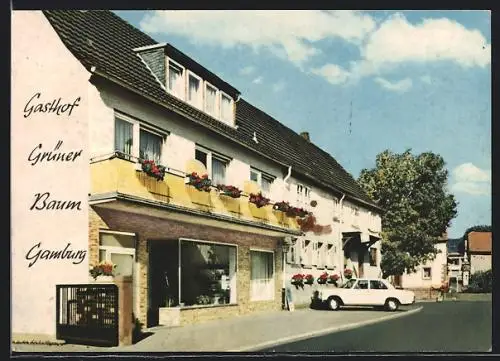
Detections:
[468, 231, 492, 253]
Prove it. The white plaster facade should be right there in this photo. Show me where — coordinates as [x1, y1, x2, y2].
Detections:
[400, 241, 447, 289]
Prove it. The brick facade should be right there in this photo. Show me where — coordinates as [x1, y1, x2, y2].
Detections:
[89, 203, 285, 328]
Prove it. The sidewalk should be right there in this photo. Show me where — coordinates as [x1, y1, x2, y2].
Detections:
[12, 304, 422, 353]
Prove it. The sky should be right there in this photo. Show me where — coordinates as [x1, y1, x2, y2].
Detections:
[114, 10, 491, 239]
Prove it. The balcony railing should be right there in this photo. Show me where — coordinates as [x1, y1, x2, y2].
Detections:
[90, 153, 300, 230]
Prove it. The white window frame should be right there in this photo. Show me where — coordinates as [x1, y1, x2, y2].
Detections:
[204, 81, 220, 118]
[195, 145, 230, 184]
[250, 167, 275, 197]
[98, 231, 136, 271]
[249, 249, 275, 301]
[219, 90, 234, 125]
[187, 70, 203, 110]
[326, 243, 336, 269]
[166, 58, 186, 100]
[296, 183, 311, 209]
[422, 267, 432, 280]
[115, 111, 167, 164]
[300, 239, 313, 266]
[316, 242, 326, 269]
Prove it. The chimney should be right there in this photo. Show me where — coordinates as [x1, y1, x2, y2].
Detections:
[300, 131, 310, 142]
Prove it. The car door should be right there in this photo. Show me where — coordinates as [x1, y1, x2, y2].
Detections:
[350, 279, 370, 305]
[369, 279, 389, 305]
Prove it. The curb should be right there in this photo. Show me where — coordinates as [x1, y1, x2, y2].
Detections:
[230, 306, 423, 352]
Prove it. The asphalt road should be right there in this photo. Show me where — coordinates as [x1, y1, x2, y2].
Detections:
[258, 301, 492, 353]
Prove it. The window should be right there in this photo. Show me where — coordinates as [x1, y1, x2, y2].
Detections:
[220, 92, 233, 124]
[296, 184, 311, 208]
[188, 72, 202, 108]
[287, 242, 297, 264]
[250, 168, 275, 196]
[369, 248, 377, 267]
[300, 240, 312, 266]
[250, 250, 274, 301]
[422, 267, 432, 280]
[311, 242, 318, 266]
[114, 117, 133, 157]
[139, 129, 163, 163]
[168, 60, 185, 98]
[99, 231, 136, 277]
[369, 280, 388, 290]
[180, 240, 237, 306]
[316, 242, 325, 268]
[195, 146, 228, 185]
[205, 83, 218, 117]
[354, 280, 369, 289]
[327, 244, 336, 269]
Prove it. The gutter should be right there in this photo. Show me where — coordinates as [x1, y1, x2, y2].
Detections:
[89, 191, 303, 236]
[89, 68, 382, 213]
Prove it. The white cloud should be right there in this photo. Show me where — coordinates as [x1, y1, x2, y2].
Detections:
[361, 13, 491, 69]
[272, 81, 286, 92]
[240, 66, 255, 75]
[312, 13, 490, 85]
[420, 75, 432, 84]
[139, 10, 376, 66]
[374, 77, 413, 92]
[450, 163, 491, 196]
[252, 76, 263, 84]
[311, 64, 350, 85]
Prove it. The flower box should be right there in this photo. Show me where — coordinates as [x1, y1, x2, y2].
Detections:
[291, 273, 304, 286]
[343, 268, 353, 279]
[216, 184, 242, 198]
[186, 172, 212, 192]
[328, 274, 340, 285]
[273, 201, 291, 213]
[140, 159, 166, 181]
[89, 261, 116, 280]
[304, 274, 314, 285]
[249, 192, 270, 208]
[317, 272, 329, 285]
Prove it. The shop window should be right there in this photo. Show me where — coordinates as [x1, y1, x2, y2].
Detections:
[250, 250, 274, 301]
[98, 231, 136, 277]
[180, 240, 237, 306]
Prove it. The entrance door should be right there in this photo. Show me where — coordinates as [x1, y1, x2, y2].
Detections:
[147, 241, 179, 328]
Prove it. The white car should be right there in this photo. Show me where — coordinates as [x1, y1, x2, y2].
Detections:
[314, 278, 416, 311]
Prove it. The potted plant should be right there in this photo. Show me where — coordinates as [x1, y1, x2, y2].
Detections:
[249, 192, 270, 208]
[185, 172, 212, 192]
[216, 184, 242, 198]
[89, 261, 116, 282]
[317, 272, 329, 285]
[304, 274, 314, 285]
[328, 274, 340, 286]
[291, 273, 304, 287]
[140, 159, 166, 181]
[344, 268, 353, 280]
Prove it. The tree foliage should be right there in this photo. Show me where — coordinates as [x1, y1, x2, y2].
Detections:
[358, 150, 458, 278]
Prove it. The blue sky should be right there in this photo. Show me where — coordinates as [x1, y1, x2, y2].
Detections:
[114, 10, 491, 238]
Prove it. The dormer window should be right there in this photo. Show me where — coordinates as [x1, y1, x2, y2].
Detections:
[220, 92, 233, 124]
[188, 72, 202, 108]
[168, 59, 185, 98]
[205, 83, 219, 117]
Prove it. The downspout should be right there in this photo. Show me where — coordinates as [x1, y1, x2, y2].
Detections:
[338, 193, 345, 283]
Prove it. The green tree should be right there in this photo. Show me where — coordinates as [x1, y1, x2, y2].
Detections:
[358, 150, 458, 278]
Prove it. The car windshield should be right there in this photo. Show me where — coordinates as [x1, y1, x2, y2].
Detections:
[341, 279, 357, 289]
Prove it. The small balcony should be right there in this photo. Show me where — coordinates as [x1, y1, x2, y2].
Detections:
[90, 154, 300, 230]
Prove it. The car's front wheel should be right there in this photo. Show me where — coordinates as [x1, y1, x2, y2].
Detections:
[385, 298, 399, 312]
[327, 296, 341, 311]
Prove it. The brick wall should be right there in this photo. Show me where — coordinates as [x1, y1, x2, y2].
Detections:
[89, 204, 284, 327]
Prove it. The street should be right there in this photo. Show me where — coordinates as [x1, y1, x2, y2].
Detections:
[258, 301, 492, 353]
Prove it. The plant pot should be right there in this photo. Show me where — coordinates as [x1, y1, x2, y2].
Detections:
[92, 275, 114, 283]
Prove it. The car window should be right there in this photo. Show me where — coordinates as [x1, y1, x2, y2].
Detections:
[370, 280, 388, 290]
[341, 279, 357, 289]
[354, 280, 369, 289]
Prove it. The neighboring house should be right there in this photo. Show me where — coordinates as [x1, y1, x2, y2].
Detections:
[12, 10, 383, 340]
[467, 231, 492, 274]
[396, 234, 448, 291]
[447, 238, 465, 281]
